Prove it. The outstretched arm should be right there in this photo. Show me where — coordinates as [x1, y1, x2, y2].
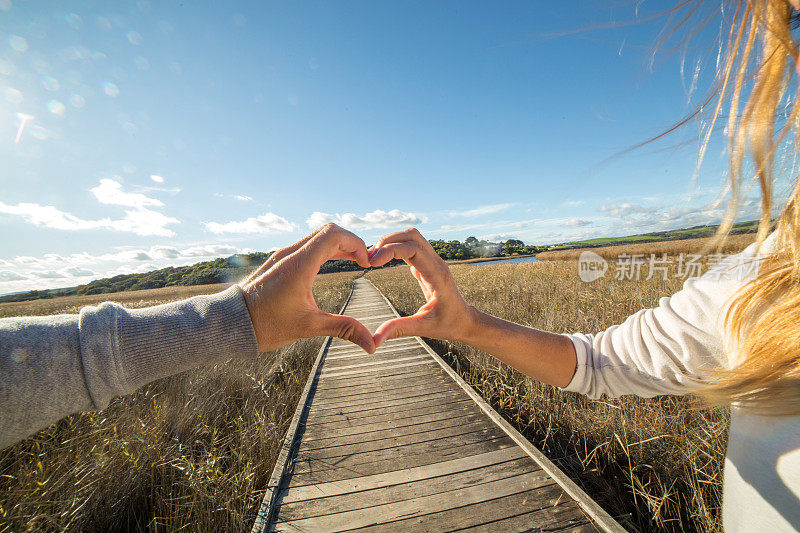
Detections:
[0, 223, 373, 448]
[369, 229, 769, 399]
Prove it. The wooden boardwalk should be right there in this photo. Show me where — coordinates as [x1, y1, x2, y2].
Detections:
[252, 278, 624, 533]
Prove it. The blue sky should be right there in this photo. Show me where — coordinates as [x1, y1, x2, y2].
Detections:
[0, 1, 772, 293]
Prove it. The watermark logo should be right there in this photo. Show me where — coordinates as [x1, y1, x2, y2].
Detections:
[578, 251, 608, 282]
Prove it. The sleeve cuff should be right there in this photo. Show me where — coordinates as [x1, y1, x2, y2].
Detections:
[560, 333, 592, 394]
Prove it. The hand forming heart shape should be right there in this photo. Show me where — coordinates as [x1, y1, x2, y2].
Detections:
[240, 224, 473, 354]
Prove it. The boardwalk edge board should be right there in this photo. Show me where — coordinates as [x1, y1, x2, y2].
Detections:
[250, 283, 357, 533]
[363, 278, 626, 533]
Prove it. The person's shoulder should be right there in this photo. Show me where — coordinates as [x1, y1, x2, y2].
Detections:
[703, 231, 777, 283]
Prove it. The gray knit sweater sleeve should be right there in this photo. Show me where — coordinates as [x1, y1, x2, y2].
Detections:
[0, 285, 258, 448]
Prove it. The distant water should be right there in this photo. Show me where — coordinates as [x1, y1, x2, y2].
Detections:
[473, 256, 540, 266]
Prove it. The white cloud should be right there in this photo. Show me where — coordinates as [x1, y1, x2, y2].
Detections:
[449, 203, 514, 218]
[64, 266, 94, 276]
[0, 179, 180, 237]
[564, 218, 591, 227]
[307, 209, 427, 230]
[563, 200, 584, 207]
[598, 202, 662, 217]
[437, 222, 495, 233]
[150, 174, 165, 183]
[35, 270, 65, 279]
[90, 178, 163, 208]
[234, 195, 253, 202]
[0, 271, 27, 281]
[204, 213, 296, 234]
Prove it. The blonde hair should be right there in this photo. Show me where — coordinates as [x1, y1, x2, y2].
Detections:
[694, 0, 800, 413]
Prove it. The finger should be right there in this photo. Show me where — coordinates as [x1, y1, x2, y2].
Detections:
[307, 224, 371, 269]
[243, 230, 319, 284]
[373, 314, 427, 347]
[317, 312, 376, 354]
[410, 266, 434, 300]
[370, 228, 438, 259]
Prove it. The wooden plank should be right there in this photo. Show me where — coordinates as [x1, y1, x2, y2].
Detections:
[296, 420, 500, 462]
[277, 457, 541, 521]
[347, 484, 587, 533]
[285, 437, 522, 487]
[301, 406, 486, 443]
[319, 354, 429, 374]
[273, 471, 556, 531]
[306, 392, 472, 424]
[310, 381, 461, 410]
[311, 376, 453, 404]
[313, 366, 448, 392]
[308, 388, 465, 416]
[456, 508, 597, 533]
[299, 413, 486, 452]
[325, 344, 427, 361]
[290, 434, 515, 476]
[299, 399, 477, 434]
[279, 448, 525, 505]
[320, 359, 434, 378]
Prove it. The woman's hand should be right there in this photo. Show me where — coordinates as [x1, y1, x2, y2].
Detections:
[367, 228, 476, 348]
[240, 223, 375, 354]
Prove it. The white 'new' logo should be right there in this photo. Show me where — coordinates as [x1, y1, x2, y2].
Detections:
[578, 251, 607, 282]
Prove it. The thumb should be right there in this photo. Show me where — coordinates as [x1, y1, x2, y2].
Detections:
[373, 314, 427, 348]
[317, 313, 376, 354]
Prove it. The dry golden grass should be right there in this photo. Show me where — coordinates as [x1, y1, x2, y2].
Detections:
[367, 260, 728, 532]
[537, 233, 756, 261]
[0, 271, 358, 532]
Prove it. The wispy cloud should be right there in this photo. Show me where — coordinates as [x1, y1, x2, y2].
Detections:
[90, 178, 164, 208]
[0, 201, 179, 237]
[449, 203, 514, 218]
[564, 218, 591, 227]
[204, 213, 296, 234]
[0, 179, 180, 237]
[598, 202, 662, 217]
[307, 209, 427, 230]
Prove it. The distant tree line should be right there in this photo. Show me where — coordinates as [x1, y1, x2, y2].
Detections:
[429, 237, 541, 261]
[0, 237, 538, 303]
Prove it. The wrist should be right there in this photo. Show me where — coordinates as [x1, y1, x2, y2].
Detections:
[455, 305, 484, 346]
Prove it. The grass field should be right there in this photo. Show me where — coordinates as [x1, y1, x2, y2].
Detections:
[537, 233, 757, 261]
[367, 235, 756, 532]
[0, 271, 358, 532]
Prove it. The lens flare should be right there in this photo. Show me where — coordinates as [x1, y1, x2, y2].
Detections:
[4, 87, 22, 105]
[69, 94, 85, 108]
[8, 35, 28, 52]
[41, 75, 59, 91]
[65, 13, 82, 30]
[101, 81, 119, 97]
[126, 30, 142, 45]
[14, 112, 33, 143]
[47, 99, 65, 115]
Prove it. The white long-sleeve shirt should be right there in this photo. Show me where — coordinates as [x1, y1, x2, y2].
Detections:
[564, 233, 800, 531]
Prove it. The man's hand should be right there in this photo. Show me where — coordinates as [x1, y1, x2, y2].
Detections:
[240, 223, 375, 354]
[368, 228, 476, 348]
